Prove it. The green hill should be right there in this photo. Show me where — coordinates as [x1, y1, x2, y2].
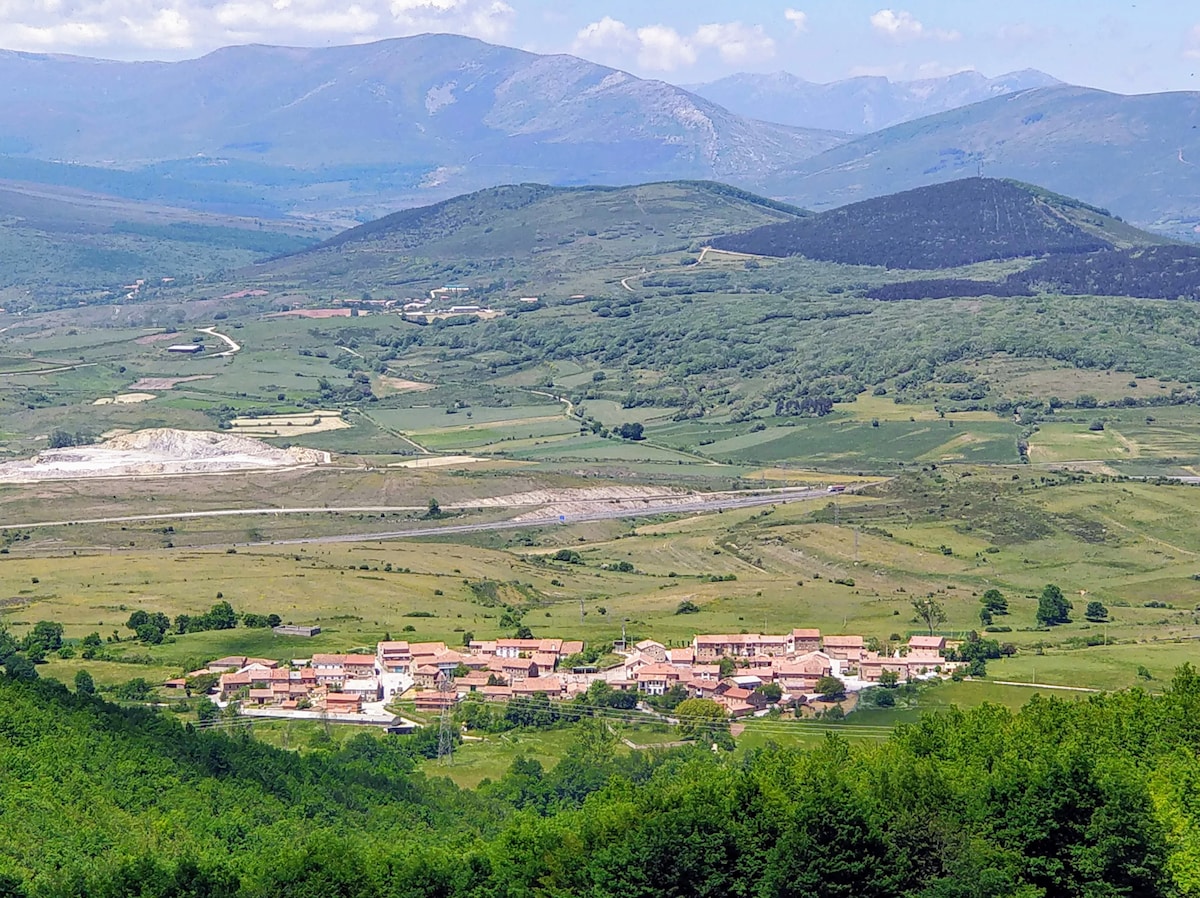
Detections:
[251, 180, 806, 292]
[0, 180, 322, 308]
[712, 177, 1166, 269]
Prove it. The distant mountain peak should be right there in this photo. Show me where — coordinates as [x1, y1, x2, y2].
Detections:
[686, 68, 1066, 133]
[0, 35, 845, 220]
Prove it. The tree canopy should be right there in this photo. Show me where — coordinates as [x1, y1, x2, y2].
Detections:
[1037, 583, 1073, 626]
[3, 665, 1200, 897]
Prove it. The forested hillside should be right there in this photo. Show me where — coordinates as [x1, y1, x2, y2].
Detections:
[1013, 245, 1200, 299]
[867, 245, 1200, 301]
[712, 178, 1155, 268]
[4, 667, 1200, 896]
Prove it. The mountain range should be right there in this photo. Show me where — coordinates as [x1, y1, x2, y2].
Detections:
[685, 69, 1062, 133]
[0, 36, 840, 222]
[1, 35, 1199, 234]
[763, 85, 1200, 235]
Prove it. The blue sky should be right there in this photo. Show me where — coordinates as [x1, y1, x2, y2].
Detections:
[1, 0, 1197, 93]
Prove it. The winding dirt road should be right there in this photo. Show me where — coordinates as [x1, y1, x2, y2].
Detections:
[199, 326, 241, 358]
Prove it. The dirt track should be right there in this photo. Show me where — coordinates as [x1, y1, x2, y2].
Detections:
[0, 485, 842, 533]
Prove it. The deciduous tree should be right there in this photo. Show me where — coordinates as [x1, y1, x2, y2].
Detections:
[911, 597, 946, 636]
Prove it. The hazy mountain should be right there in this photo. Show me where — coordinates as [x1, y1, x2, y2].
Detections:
[713, 177, 1166, 269]
[0, 36, 844, 221]
[685, 69, 1062, 132]
[762, 86, 1200, 234]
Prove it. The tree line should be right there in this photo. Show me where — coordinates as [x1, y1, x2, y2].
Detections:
[4, 653, 1200, 896]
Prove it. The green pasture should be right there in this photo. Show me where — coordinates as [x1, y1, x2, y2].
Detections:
[418, 419, 583, 452]
[423, 727, 585, 789]
[704, 417, 1018, 468]
[369, 403, 567, 432]
[504, 434, 708, 463]
[1027, 423, 1133, 463]
[987, 640, 1200, 691]
[576, 400, 679, 427]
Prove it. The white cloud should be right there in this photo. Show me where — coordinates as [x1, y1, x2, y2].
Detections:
[123, 8, 193, 48]
[783, 8, 807, 32]
[634, 24, 695, 70]
[574, 17, 773, 72]
[388, 0, 513, 40]
[694, 21, 774, 64]
[573, 15, 636, 53]
[0, 0, 512, 57]
[870, 8, 959, 43]
[216, 0, 379, 36]
[0, 19, 109, 47]
[1185, 24, 1200, 60]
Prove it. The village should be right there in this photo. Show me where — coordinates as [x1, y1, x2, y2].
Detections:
[190, 627, 959, 725]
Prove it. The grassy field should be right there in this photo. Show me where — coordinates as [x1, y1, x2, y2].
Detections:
[3, 468, 1199, 699]
[700, 416, 1019, 468]
[987, 641, 1200, 691]
[426, 728, 584, 789]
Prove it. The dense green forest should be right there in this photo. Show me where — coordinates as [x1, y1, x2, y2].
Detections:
[1012, 246, 1200, 300]
[3, 664, 1200, 896]
[868, 247, 1200, 302]
[712, 178, 1126, 268]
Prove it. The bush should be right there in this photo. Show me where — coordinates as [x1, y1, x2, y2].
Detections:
[814, 676, 846, 701]
[74, 669, 95, 695]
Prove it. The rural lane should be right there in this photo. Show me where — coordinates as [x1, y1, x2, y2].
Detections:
[199, 326, 241, 357]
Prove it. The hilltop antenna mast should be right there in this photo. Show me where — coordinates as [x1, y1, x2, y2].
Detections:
[436, 672, 456, 763]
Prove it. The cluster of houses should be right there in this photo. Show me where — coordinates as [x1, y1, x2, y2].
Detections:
[614, 630, 951, 717]
[179, 629, 952, 720]
[171, 652, 389, 714]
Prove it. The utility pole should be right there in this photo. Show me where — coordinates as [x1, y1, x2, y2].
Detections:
[436, 672, 456, 764]
[580, 596, 585, 625]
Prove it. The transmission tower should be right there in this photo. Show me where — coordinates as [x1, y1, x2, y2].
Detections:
[435, 672, 456, 763]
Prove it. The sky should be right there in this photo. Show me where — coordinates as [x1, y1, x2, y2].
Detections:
[2, 0, 1199, 94]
